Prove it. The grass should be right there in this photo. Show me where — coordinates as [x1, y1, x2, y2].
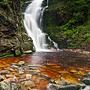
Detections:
[0, 53, 14, 58]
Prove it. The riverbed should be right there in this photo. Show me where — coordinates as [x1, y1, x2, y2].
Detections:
[0, 50, 90, 90]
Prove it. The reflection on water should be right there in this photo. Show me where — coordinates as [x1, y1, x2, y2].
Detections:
[26, 51, 90, 68]
[0, 51, 90, 68]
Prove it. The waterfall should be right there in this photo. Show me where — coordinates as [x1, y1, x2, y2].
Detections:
[24, 0, 59, 52]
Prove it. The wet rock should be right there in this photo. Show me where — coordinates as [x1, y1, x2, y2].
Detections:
[10, 82, 21, 90]
[5, 74, 14, 79]
[82, 78, 90, 85]
[6, 67, 15, 72]
[0, 80, 21, 90]
[11, 63, 19, 69]
[84, 73, 90, 78]
[58, 85, 81, 90]
[54, 79, 67, 85]
[0, 81, 10, 90]
[0, 75, 4, 82]
[18, 61, 25, 66]
[18, 67, 24, 74]
[0, 70, 10, 75]
[24, 50, 32, 54]
[21, 80, 36, 90]
[37, 78, 49, 90]
[26, 74, 32, 79]
[48, 84, 81, 90]
[81, 86, 90, 90]
[19, 74, 26, 80]
[48, 84, 58, 90]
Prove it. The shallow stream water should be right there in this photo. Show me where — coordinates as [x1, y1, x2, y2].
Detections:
[0, 50, 90, 90]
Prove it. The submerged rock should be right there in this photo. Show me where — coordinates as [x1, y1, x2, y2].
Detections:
[18, 61, 25, 66]
[0, 81, 10, 90]
[48, 84, 82, 90]
[81, 86, 90, 90]
[82, 78, 90, 85]
[82, 73, 90, 85]
[0, 70, 10, 75]
[0, 75, 4, 82]
[48, 84, 58, 90]
[58, 85, 81, 90]
[20, 80, 36, 90]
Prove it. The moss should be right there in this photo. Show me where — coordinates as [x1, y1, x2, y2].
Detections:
[0, 53, 14, 58]
[0, 0, 90, 52]
[43, 0, 90, 49]
[0, 0, 33, 57]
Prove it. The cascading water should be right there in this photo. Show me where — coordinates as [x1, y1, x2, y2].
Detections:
[24, 0, 59, 51]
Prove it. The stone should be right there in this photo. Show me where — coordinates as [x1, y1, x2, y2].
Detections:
[48, 84, 58, 90]
[26, 74, 32, 79]
[58, 85, 81, 90]
[10, 82, 21, 90]
[0, 70, 10, 75]
[11, 63, 19, 69]
[18, 61, 25, 66]
[48, 84, 81, 90]
[21, 80, 36, 90]
[82, 78, 90, 85]
[6, 67, 15, 72]
[54, 79, 67, 85]
[81, 86, 90, 90]
[5, 74, 14, 78]
[37, 78, 49, 90]
[18, 67, 24, 74]
[0, 81, 10, 90]
[0, 75, 4, 82]
[84, 73, 90, 78]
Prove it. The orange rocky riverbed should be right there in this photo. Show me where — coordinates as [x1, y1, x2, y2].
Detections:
[0, 51, 90, 90]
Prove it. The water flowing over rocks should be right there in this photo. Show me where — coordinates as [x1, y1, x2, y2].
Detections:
[24, 0, 59, 51]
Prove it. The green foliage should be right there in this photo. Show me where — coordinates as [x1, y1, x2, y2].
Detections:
[44, 0, 90, 49]
[0, 0, 90, 50]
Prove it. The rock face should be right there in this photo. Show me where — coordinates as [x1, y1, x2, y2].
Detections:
[0, 0, 33, 55]
[0, 14, 17, 53]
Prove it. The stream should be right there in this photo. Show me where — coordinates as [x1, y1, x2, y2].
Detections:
[0, 50, 90, 90]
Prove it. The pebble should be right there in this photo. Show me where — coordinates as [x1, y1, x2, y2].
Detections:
[26, 74, 32, 79]
[0, 75, 4, 81]
[11, 64, 19, 69]
[8, 68, 15, 72]
[81, 86, 90, 90]
[82, 78, 90, 85]
[18, 61, 25, 66]
[0, 81, 10, 90]
[48, 84, 58, 90]
[5, 74, 14, 78]
[51, 85, 81, 90]
[18, 67, 24, 74]
[0, 70, 10, 75]
[21, 80, 36, 90]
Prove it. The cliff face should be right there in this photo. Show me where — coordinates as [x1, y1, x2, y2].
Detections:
[0, 0, 33, 55]
[0, 4, 17, 52]
[44, 0, 90, 49]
